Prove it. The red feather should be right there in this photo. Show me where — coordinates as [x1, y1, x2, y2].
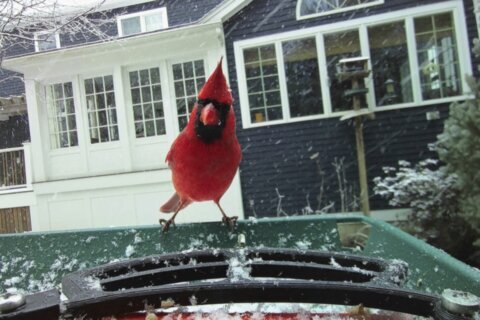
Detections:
[160, 60, 242, 224]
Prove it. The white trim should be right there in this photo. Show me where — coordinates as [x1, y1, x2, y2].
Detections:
[123, 63, 170, 144]
[117, 7, 168, 37]
[276, 42, 291, 121]
[317, 33, 331, 116]
[34, 31, 61, 52]
[166, 56, 209, 135]
[296, 0, 384, 21]
[201, 0, 253, 23]
[234, 1, 471, 129]
[237, 1, 464, 47]
[405, 17, 422, 104]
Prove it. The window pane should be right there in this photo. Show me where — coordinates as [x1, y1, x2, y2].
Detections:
[135, 122, 145, 138]
[414, 13, 461, 100]
[172, 60, 205, 131]
[369, 21, 413, 106]
[283, 37, 323, 117]
[324, 30, 361, 112]
[152, 85, 162, 101]
[194, 60, 205, 77]
[154, 102, 164, 118]
[128, 67, 165, 138]
[85, 76, 118, 144]
[64, 83, 73, 97]
[37, 33, 58, 51]
[150, 68, 160, 84]
[140, 69, 150, 85]
[121, 17, 141, 36]
[141, 86, 151, 102]
[46, 82, 78, 149]
[244, 45, 282, 124]
[129, 71, 139, 87]
[133, 105, 143, 121]
[145, 14, 163, 32]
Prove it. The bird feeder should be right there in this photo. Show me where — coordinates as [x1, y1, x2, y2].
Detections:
[337, 57, 373, 216]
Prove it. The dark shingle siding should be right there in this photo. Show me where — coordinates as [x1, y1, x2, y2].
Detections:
[0, 114, 30, 149]
[224, 0, 475, 217]
[4, 0, 224, 58]
[0, 69, 24, 97]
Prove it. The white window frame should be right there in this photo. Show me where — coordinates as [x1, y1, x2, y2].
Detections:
[296, 0, 384, 20]
[124, 63, 171, 144]
[167, 57, 207, 134]
[117, 7, 168, 37]
[82, 73, 120, 145]
[34, 31, 60, 52]
[45, 81, 79, 150]
[235, 1, 471, 129]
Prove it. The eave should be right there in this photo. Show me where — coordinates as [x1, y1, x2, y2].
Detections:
[201, 0, 253, 23]
[2, 21, 222, 75]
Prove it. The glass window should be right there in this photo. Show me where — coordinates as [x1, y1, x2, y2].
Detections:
[324, 30, 361, 112]
[298, 0, 383, 18]
[46, 82, 78, 149]
[145, 14, 163, 32]
[172, 60, 206, 131]
[129, 67, 166, 138]
[121, 17, 141, 36]
[244, 45, 282, 124]
[118, 8, 168, 37]
[369, 21, 413, 106]
[414, 12, 461, 100]
[84, 75, 119, 144]
[35, 32, 59, 52]
[283, 37, 323, 117]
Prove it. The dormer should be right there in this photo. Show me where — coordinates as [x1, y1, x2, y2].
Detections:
[117, 7, 168, 37]
[34, 31, 61, 52]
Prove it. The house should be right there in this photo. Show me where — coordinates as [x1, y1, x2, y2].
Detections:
[0, 0, 477, 232]
[222, 0, 477, 218]
[0, 0, 249, 232]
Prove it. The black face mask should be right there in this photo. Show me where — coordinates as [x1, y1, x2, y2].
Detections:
[194, 99, 230, 144]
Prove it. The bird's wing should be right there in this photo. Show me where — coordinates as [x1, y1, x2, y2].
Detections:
[165, 132, 185, 167]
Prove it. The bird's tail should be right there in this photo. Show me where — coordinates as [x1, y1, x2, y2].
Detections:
[160, 192, 191, 213]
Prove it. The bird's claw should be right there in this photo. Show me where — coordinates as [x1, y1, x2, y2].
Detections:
[159, 218, 175, 233]
[222, 215, 238, 231]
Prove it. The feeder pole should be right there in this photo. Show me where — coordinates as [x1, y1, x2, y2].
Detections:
[351, 78, 370, 216]
[337, 57, 372, 216]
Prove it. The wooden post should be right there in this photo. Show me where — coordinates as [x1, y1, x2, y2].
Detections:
[351, 79, 370, 216]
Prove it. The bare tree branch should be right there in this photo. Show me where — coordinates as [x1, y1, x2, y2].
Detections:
[0, 0, 115, 69]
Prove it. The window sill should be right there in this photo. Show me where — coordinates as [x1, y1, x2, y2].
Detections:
[89, 141, 122, 151]
[241, 95, 470, 129]
[49, 146, 81, 156]
[134, 135, 170, 146]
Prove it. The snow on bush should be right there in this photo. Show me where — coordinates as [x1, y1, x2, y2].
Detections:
[373, 159, 459, 225]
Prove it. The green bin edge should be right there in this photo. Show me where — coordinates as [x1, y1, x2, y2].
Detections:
[0, 214, 478, 296]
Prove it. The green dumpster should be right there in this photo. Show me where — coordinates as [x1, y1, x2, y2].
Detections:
[0, 214, 479, 318]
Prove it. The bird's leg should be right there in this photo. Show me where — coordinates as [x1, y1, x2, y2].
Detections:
[159, 201, 184, 233]
[215, 201, 238, 231]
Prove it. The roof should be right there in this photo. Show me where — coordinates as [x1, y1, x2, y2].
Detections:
[2, 0, 252, 74]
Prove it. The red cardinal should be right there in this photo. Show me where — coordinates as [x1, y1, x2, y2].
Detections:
[159, 59, 242, 232]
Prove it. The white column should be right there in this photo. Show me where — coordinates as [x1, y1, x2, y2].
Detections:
[113, 65, 133, 172]
[22, 142, 33, 187]
[24, 79, 47, 182]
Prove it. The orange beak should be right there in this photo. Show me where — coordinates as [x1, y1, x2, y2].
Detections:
[199, 103, 219, 126]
